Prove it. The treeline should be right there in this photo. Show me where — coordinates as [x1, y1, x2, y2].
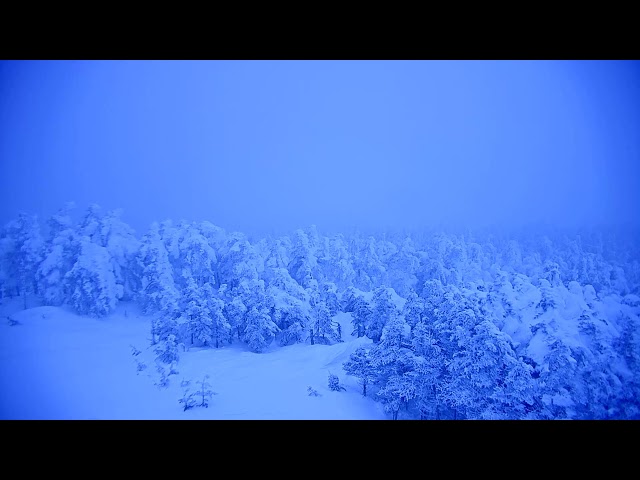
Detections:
[0, 203, 639, 419]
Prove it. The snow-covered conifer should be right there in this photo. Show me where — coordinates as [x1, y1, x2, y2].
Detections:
[183, 279, 212, 346]
[65, 237, 118, 317]
[244, 306, 279, 353]
[36, 203, 78, 306]
[343, 346, 376, 397]
[328, 372, 346, 392]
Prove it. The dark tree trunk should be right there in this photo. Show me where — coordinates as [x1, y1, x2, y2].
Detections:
[151, 318, 157, 345]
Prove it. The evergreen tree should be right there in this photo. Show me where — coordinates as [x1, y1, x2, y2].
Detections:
[78, 204, 103, 243]
[137, 223, 180, 344]
[100, 209, 140, 301]
[36, 203, 78, 306]
[387, 237, 420, 297]
[155, 334, 181, 364]
[288, 229, 319, 288]
[244, 306, 279, 353]
[321, 282, 340, 316]
[311, 300, 334, 345]
[351, 296, 371, 338]
[402, 291, 424, 329]
[225, 295, 247, 343]
[183, 279, 212, 347]
[275, 301, 309, 346]
[352, 236, 386, 291]
[367, 287, 399, 343]
[205, 285, 230, 348]
[377, 371, 418, 420]
[137, 223, 178, 310]
[343, 346, 377, 397]
[179, 223, 217, 288]
[65, 238, 118, 317]
[318, 234, 355, 290]
[12, 213, 44, 308]
[411, 320, 446, 419]
[535, 335, 580, 419]
[328, 372, 346, 392]
[1, 213, 45, 308]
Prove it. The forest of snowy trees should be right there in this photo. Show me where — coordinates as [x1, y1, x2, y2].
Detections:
[1, 203, 639, 419]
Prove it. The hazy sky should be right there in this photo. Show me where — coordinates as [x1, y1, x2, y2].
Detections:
[1, 60, 638, 235]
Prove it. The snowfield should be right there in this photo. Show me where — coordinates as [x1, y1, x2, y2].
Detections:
[0, 298, 386, 420]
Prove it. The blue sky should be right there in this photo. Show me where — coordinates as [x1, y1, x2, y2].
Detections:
[1, 60, 638, 235]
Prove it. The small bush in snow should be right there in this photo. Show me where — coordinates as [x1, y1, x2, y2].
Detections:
[130, 344, 141, 356]
[328, 373, 346, 392]
[154, 334, 180, 364]
[155, 365, 169, 389]
[7, 316, 19, 326]
[307, 386, 321, 397]
[179, 376, 217, 411]
[136, 360, 147, 373]
[179, 380, 196, 411]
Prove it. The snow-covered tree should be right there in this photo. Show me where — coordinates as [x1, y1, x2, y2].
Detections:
[351, 296, 371, 338]
[367, 287, 399, 343]
[442, 320, 535, 419]
[179, 375, 217, 410]
[137, 223, 178, 312]
[272, 300, 309, 347]
[2, 213, 45, 308]
[267, 267, 311, 346]
[411, 321, 446, 419]
[244, 306, 279, 353]
[225, 295, 248, 343]
[318, 234, 355, 290]
[310, 300, 334, 345]
[183, 279, 212, 347]
[264, 237, 291, 272]
[614, 300, 640, 418]
[352, 236, 386, 291]
[78, 204, 103, 243]
[155, 334, 181, 364]
[238, 278, 269, 312]
[321, 282, 340, 316]
[65, 238, 119, 317]
[36, 203, 78, 306]
[386, 237, 420, 297]
[217, 234, 263, 289]
[402, 291, 424, 329]
[288, 229, 319, 288]
[328, 372, 346, 392]
[343, 346, 377, 397]
[535, 335, 580, 419]
[377, 371, 418, 420]
[100, 209, 139, 301]
[204, 285, 230, 348]
[179, 223, 217, 288]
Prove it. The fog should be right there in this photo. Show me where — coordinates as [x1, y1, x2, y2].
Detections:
[1, 60, 638, 235]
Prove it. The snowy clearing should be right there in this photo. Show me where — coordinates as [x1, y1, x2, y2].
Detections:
[0, 299, 386, 420]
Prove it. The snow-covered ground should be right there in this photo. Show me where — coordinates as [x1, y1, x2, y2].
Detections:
[0, 298, 386, 420]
